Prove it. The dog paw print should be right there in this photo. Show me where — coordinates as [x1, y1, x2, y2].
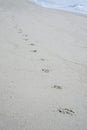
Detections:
[40, 58, 45, 61]
[23, 38, 29, 41]
[18, 28, 22, 33]
[31, 50, 37, 53]
[30, 43, 35, 46]
[57, 108, 75, 116]
[24, 34, 28, 37]
[52, 85, 62, 89]
[27, 43, 35, 46]
[42, 68, 50, 73]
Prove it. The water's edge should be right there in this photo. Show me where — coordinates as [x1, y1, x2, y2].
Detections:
[32, 0, 87, 15]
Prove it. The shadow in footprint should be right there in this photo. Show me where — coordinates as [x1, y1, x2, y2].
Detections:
[42, 68, 50, 73]
[57, 108, 75, 116]
[30, 43, 35, 46]
[24, 34, 28, 37]
[27, 43, 35, 46]
[52, 85, 62, 89]
[40, 58, 45, 61]
[18, 29, 22, 33]
[23, 38, 29, 41]
[31, 50, 37, 53]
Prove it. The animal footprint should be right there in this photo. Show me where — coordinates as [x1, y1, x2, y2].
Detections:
[27, 43, 35, 46]
[52, 85, 62, 89]
[23, 38, 29, 41]
[8, 81, 16, 88]
[31, 50, 37, 53]
[57, 108, 75, 116]
[18, 29, 22, 33]
[23, 34, 29, 41]
[24, 34, 28, 37]
[30, 43, 35, 46]
[42, 68, 50, 73]
[40, 58, 45, 61]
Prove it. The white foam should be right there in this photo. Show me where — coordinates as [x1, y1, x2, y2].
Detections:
[32, 0, 87, 14]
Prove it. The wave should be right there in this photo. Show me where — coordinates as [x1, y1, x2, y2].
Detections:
[68, 3, 87, 13]
[32, 0, 87, 14]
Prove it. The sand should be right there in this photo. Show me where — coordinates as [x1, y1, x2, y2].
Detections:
[0, 0, 87, 130]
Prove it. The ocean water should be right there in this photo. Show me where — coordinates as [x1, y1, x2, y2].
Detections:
[32, 0, 87, 14]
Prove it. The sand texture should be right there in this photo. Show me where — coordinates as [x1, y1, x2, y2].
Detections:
[0, 0, 87, 130]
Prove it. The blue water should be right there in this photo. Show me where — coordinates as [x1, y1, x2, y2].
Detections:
[32, 0, 87, 14]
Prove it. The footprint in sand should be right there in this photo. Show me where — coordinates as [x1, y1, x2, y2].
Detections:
[23, 38, 29, 41]
[27, 43, 35, 46]
[52, 85, 62, 89]
[30, 43, 35, 46]
[18, 28, 23, 34]
[57, 108, 75, 116]
[8, 81, 16, 89]
[31, 50, 37, 53]
[23, 34, 29, 41]
[40, 58, 45, 61]
[24, 34, 28, 37]
[42, 68, 50, 73]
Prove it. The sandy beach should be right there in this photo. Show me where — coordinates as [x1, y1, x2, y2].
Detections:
[0, 0, 87, 130]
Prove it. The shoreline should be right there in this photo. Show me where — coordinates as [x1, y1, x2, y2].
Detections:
[31, 0, 87, 17]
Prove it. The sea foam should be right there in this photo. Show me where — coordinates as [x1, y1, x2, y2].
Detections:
[32, 0, 87, 14]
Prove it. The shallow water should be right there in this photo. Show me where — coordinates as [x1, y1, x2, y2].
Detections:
[32, 0, 87, 14]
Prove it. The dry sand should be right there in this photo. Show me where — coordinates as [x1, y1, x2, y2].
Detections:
[0, 0, 87, 130]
